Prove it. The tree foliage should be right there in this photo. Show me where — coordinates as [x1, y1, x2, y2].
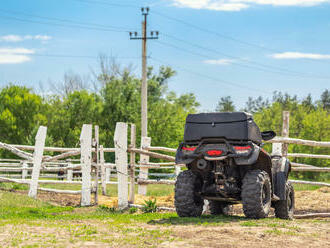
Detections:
[0, 63, 199, 154]
[217, 91, 330, 181]
[215, 96, 235, 112]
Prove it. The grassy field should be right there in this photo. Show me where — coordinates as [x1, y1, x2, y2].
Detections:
[0, 182, 329, 247]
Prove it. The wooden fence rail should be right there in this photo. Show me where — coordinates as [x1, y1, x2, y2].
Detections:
[0, 111, 328, 211]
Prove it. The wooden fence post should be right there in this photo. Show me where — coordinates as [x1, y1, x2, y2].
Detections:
[80, 124, 92, 206]
[138, 136, 151, 195]
[93, 125, 100, 205]
[28, 126, 47, 199]
[114, 122, 128, 209]
[272, 143, 283, 156]
[100, 145, 107, 195]
[282, 111, 290, 157]
[105, 168, 111, 183]
[67, 162, 73, 181]
[129, 124, 136, 203]
[22, 161, 28, 179]
[175, 165, 181, 176]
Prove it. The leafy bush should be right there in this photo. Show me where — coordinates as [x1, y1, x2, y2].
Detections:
[129, 207, 138, 214]
[142, 199, 157, 213]
[98, 205, 116, 212]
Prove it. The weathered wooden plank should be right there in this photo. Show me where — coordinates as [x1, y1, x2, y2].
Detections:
[271, 143, 282, 156]
[267, 137, 330, 147]
[291, 167, 330, 172]
[148, 146, 176, 153]
[93, 125, 100, 204]
[114, 122, 128, 209]
[290, 162, 318, 168]
[294, 213, 330, 219]
[10, 144, 115, 153]
[0, 142, 33, 161]
[281, 111, 290, 156]
[137, 179, 175, 185]
[43, 150, 80, 162]
[288, 153, 330, 159]
[138, 137, 151, 195]
[80, 124, 93, 206]
[129, 148, 175, 162]
[22, 162, 28, 179]
[38, 187, 81, 194]
[129, 124, 136, 203]
[289, 180, 330, 187]
[100, 145, 106, 195]
[138, 162, 177, 166]
[28, 126, 47, 199]
[67, 163, 73, 181]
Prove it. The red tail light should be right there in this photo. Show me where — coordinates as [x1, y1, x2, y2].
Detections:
[233, 145, 252, 153]
[206, 150, 223, 156]
[182, 146, 196, 151]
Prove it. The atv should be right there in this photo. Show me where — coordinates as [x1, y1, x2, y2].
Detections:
[175, 112, 294, 219]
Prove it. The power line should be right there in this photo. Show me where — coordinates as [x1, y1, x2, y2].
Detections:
[72, 0, 138, 8]
[0, 8, 131, 31]
[150, 56, 272, 95]
[0, 15, 128, 33]
[10, 53, 139, 60]
[153, 11, 330, 67]
[161, 33, 330, 79]
[155, 39, 330, 80]
[152, 10, 281, 53]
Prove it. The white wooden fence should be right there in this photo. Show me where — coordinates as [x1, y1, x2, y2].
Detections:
[0, 111, 329, 210]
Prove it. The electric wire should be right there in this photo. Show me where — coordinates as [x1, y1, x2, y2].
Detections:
[72, 0, 138, 8]
[161, 33, 330, 80]
[155, 40, 330, 79]
[150, 56, 273, 95]
[0, 8, 131, 31]
[152, 10, 281, 53]
[26, 54, 140, 60]
[0, 15, 127, 33]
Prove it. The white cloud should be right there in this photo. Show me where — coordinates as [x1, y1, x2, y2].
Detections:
[0, 47, 35, 64]
[204, 58, 235, 65]
[170, 0, 330, 11]
[271, 52, 330, 59]
[0, 34, 52, 42]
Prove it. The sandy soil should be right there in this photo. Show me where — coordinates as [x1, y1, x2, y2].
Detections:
[0, 188, 329, 247]
[36, 187, 329, 215]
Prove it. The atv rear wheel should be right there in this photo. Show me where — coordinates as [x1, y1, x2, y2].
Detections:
[209, 201, 231, 215]
[175, 170, 204, 217]
[241, 170, 271, 219]
[274, 182, 295, 219]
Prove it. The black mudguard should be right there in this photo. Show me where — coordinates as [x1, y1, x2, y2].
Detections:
[272, 157, 291, 200]
[175, 143, 199, 165]
[234, 146, 260, 165]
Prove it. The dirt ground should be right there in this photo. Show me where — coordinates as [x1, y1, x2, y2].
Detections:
[0, 214, 329, 248]
[0, 187, 329, 247]
[35, 187, 330, 215]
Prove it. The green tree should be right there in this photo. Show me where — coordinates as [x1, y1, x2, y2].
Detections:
[215, 96, 235, 112]
[0, 85, 47, 145]
[46, 90, 103, 147]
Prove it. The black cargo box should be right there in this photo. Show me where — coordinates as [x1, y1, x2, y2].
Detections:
[183, 112, 262, 144]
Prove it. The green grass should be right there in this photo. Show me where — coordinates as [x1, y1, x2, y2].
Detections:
[34, 182, 174, 197]
[0, 188, 328, 247]
[292, 184, 323, 191]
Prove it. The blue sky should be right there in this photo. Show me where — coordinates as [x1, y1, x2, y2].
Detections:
[0, 0, 330, 110]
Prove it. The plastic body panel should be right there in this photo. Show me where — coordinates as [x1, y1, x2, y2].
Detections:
[184, 112, 262, 144]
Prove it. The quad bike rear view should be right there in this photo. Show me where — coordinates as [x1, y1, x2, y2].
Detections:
[175, 112, 294, 219]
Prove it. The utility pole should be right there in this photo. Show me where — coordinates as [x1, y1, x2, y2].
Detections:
[130, 7, 159, 138]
